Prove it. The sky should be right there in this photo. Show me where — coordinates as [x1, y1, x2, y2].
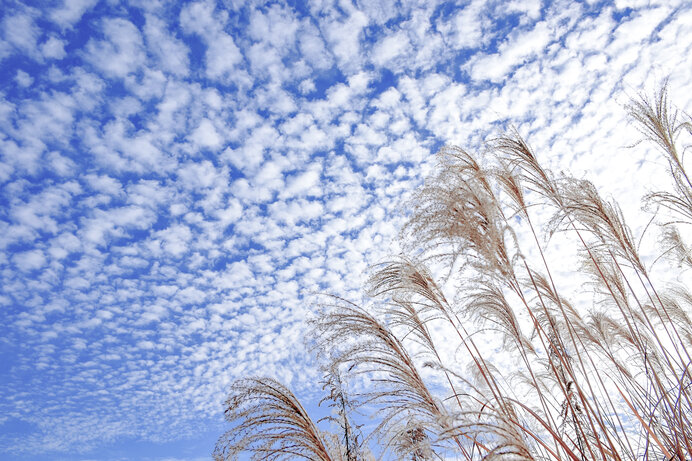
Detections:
[1, 0, 691, 460]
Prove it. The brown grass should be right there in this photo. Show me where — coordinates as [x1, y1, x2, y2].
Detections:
[215, 87, 692, 460]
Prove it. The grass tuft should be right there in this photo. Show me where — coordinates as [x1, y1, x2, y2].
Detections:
[216, 87, 692, 461]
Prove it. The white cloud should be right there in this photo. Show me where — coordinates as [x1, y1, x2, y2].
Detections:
[15, 70, 33, 87]
[83, 18, 146, 78]
[248, 4, 299, 50]
[81, 116, 175, 173]
[41, 36, 67, 60]
[46, 151, 77, 177]
[469, 20, 555, 82]
[178, 286, 207, 305]
[565, 11, 613, 52]
[223, 122, 280, 174]
[205, 34, 244, 81]
[253, 159, 286, 196]
[299, 25, 333, 71]
[246, 42, 284, 80]
[2, 12, 40, 59]
[80, 206, 156, 246]
[50, 0, 98, 28]
[506, 0, 542, 21]
[13, 249, 46, 272]
[189, 119, 223, 151]
[376, 132, 427, 164]
[156, 224, 192, 258]
[144, 14, 190, 76]
[440, 2, 485, 49]
[180, 1, 243, 82]
[49, 232, 82, 259]
[179, 0, 224, 36]
[84, 174, 123, 196]
[177, 160, 227, 192]
[322, 8, 369, 73]
[371, 31, 411, 67]
[298, 79, 316, 94]
[280, 168, 322, 199]
[269, 199, 324, 226]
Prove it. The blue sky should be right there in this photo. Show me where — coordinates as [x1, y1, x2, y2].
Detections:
[1, 0, 691, 459]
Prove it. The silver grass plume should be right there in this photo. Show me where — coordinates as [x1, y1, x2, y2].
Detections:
[214, 377, 335, 461]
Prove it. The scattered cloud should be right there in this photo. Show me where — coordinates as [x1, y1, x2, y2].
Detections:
[83, 18, 146, 78]
[50, 0, 98, 29]
[2, 10, 40, 59]
[41, 38, 66, 60]
[180, 1, 243, 82]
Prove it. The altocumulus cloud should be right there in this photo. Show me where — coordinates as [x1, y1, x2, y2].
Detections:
[1, 0, 692, 459]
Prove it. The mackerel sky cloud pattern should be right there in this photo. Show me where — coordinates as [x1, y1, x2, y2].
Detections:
[1, 1, 692, 459]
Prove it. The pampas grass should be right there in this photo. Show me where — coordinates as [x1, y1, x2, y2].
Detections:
[216, 87, 692, 461]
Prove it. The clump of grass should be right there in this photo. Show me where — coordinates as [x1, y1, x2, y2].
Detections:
[216, 86, 692, 460]
[213, 377, 336, 461]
